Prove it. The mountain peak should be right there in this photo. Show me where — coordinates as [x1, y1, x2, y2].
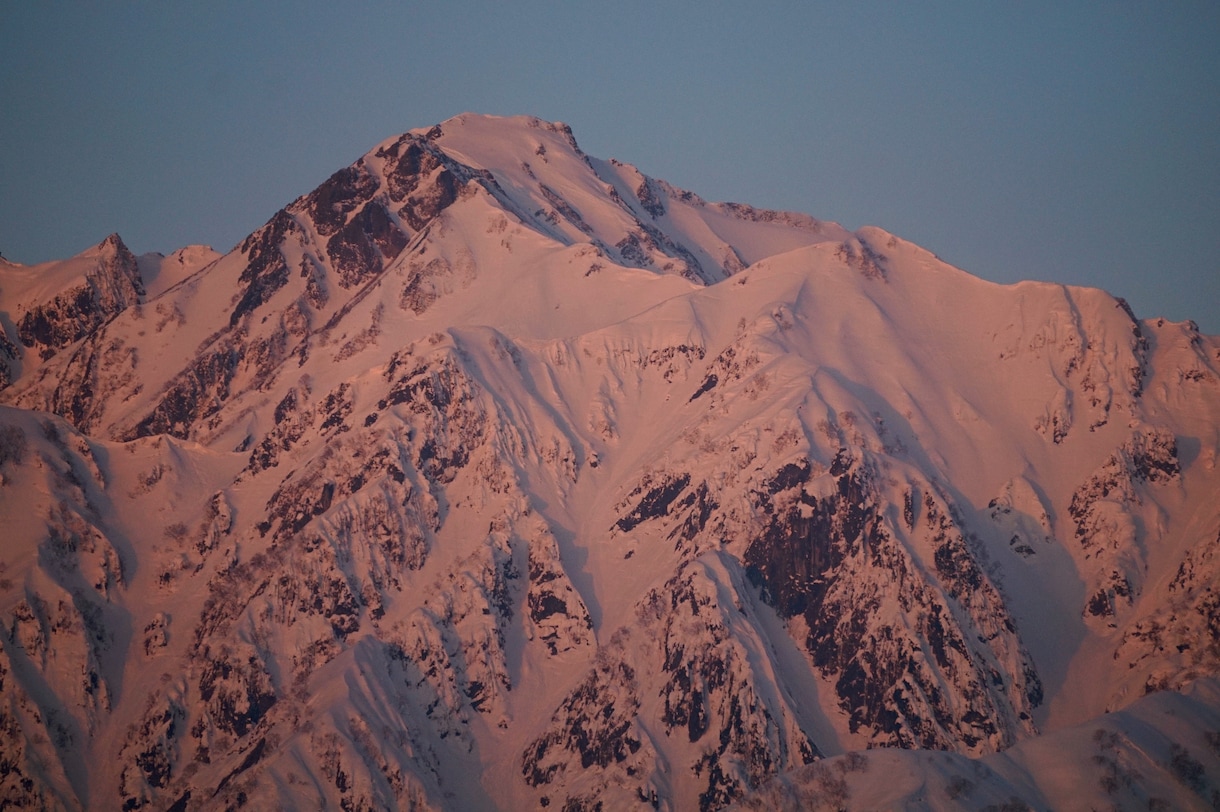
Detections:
[414, 112, 580, 142]
[397, 112, 590, 181]
[98, 231, 129, 254]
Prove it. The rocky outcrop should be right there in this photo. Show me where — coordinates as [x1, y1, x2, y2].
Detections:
[729, 454, 1040, 754]
[1069, 428, 1180, 623]
[0, 329, 20, 390]
[525, 519, 594, 656]
[1114, 526, 1220, 696]
[523, 554, 816, 811]
[523, 654, 651, 801]
[17, 234, 144, 361]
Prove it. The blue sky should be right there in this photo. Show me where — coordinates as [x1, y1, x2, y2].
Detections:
[2, 1, 1217, 331]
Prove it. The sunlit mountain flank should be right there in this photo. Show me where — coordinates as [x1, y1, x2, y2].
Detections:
[1, 115, 1218, 811]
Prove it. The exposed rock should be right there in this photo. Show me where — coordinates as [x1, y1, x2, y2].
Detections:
[127, 342, 240, 440]
[230, 211, 298, 327]
[1069, 428, 1180, 623]
[740, 456, 1039, 753]
[17, 234, 144, 360]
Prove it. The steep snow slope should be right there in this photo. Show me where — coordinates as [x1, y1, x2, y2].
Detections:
[0, 113, 1218, 811]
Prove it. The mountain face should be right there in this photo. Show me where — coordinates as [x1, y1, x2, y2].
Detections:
[0, 113, 1218, 811]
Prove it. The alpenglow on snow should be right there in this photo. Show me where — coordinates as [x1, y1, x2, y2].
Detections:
[0, 113, 1218, 811]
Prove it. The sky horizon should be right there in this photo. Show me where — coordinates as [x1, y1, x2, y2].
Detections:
[2, 2, 1218, 332]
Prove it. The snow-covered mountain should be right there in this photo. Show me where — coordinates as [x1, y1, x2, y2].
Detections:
[1, 113, 1218, 811]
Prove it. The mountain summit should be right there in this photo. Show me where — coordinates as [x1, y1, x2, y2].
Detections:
[1, 113, 1218, 810]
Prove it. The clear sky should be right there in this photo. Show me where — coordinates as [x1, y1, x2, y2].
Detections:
[2, 1, 1217, 332]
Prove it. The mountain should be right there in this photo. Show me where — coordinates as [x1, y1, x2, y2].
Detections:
[0, 112, 1218, 811]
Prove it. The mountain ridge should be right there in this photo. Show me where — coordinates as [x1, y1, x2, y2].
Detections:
[0, 113, 1218, 811]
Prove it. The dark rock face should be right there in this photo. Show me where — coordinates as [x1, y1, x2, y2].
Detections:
[231, 211, 298, 327]
[521, 552, 817, 811]
[1117, 527, 1220, 695]
[378, 137, 439, 202]
[527, 531, 594, 655]
[634, 177, 666, 219]
[377, 346, 487, 487]
[1114, 297, 1150, 397]
[742, 454, 1039, 751]
[615, 232, 650, 268]
[326, 200, 409, 288]
[1070, 430, 1181, 549]
[377, 134, 464, 231]
[118, 696, 185, 804]
[616, 472, 692, 532]
[523, 659, 644, 788]
[652, 565, 817, 811]
[79, 135, 480, 445]
[17, 234, 144, 360]
[688, 373, 718, 402]
[36, 137, 483, 442]
[638, 220, 707, 280]
[0, 330, 19, 389]
[0, 415, 131, 809]
[43, 331, 136, 435]
[127, 344, 240, 440]
[197, 649, 278, 739]
[301, 161, 411, 289]
[399, 257, 452, 315]
[305, 165, 380, 238]
[612, 222, 709, 282]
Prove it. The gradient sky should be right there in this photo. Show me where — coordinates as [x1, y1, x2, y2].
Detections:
[2, 1, 1217, 332]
